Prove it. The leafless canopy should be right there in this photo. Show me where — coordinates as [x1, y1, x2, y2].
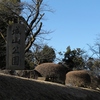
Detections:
[0, 0, 51, 52]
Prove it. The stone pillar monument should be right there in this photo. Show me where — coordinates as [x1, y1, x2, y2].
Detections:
[6, 24, 25, 70]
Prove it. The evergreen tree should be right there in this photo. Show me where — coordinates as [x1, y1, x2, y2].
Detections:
[0, 0, 21, 68]
[62, 46, 85, 70]
[33, 45, 56, 65]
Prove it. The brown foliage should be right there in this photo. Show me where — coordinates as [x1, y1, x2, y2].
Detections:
[88, 71, 100, 89]
[91, 75, 100, 89]
[65, 70, 91, 87]
[34, 63, 69, 84]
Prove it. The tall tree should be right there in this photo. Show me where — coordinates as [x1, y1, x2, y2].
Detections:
[86, 57, 100, 75]
[61, 46, 85, 70]
[32, 45, 56, 65]
[0, 0, 21, 68]
[87, 34, 100, 59]
[0, 0, 50, 68]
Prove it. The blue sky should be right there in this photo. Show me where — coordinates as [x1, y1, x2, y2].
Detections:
[42, 0, 100, 56]
[22, 0, 100, 57]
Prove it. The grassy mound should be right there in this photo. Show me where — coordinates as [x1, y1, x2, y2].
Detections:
[0, 73, 99, 100]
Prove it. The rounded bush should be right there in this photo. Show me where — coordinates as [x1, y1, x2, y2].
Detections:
[65, 70, 91, 87]
[34, 63, 69, 84]
[88, 71, 100, 89]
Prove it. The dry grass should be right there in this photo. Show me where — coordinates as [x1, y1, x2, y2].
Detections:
[0, 73, 99, 100]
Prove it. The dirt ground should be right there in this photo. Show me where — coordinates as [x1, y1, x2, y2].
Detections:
[0, 73, 99, 100]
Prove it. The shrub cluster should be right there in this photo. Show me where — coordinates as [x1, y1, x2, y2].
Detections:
[65, 70, 91, 88]
[34, 63, 69, 84]
[88, 71, 100, 89]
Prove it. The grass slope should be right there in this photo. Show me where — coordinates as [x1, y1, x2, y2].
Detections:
[0, 73, 99, 100]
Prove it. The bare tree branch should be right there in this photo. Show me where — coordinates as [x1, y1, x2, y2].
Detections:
[25, 22, 42, 52]
[0, 0, 52, 54]
[0, 32, 7, 43]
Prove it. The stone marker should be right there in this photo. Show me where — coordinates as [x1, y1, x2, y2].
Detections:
[6, 24, 25, 70]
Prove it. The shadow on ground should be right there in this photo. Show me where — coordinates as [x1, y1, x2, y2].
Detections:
[0, 73, 99, 100]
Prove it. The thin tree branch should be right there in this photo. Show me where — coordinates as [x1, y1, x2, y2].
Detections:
[0, 32, 7, 44]
[25, 22, 42, 52]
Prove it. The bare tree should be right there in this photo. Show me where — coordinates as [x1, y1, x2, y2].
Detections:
[22, 0, 45, 52]
[87, 34, 100, 59]
[0, 0, 52, 52]
[0, 0, 52, 68]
